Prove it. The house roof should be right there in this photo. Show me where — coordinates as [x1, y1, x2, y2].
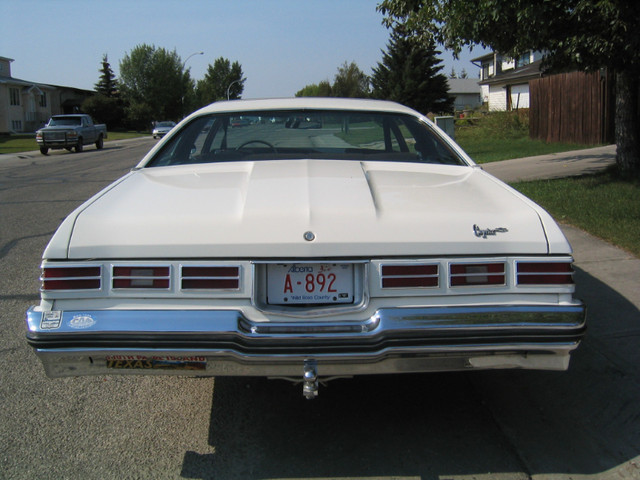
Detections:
[471, 52, 494, 63]
[479, 59, 543, 86]
[447, 78, 481, 94]
[0, 76, 56, 89]
[0, 75, 93, 94]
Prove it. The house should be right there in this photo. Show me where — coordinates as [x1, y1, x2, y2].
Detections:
[446, 78, 482, 111]
[0, 56, 94, 134]
[472, 51, 544, 111]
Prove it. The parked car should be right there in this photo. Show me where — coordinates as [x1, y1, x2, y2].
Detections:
[152, 121, 176, 139]
[36, 114, 107, 155]
[26, 98, 585, 398]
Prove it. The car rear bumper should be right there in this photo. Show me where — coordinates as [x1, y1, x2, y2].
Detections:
[26, 303, 586, 378]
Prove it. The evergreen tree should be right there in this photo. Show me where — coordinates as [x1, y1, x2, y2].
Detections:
[84, 54, 123, 129]
[95, 54, 118, 98]
[371, 26, 453, 115]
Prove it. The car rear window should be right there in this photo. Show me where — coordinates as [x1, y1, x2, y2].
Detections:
[146, 109, 465, 167]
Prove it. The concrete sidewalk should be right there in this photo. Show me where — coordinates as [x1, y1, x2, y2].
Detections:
[483, 144, 616, 183]
[481, 143, 638, 308]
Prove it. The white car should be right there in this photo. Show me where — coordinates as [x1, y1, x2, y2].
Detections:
[152, 121, 176, 139]
[26, 98, 585, 398]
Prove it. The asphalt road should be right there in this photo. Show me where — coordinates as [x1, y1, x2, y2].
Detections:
[1, 139, 639, 479]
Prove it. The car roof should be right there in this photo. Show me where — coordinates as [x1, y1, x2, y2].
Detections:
[191, 97, 423, 117]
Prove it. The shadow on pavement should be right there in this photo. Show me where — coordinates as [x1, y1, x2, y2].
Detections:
[181, 267, 640, 480]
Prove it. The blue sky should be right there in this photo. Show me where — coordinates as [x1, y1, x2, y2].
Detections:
[2, 0, 487, 98]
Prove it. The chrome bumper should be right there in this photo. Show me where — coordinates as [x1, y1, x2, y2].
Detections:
[26, 304, 586, 379]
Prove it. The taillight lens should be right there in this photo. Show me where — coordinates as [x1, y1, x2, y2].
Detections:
[181, 266, 240, 290]
[517, 262, 574, 285]
[450, 263, 505, 286]
[41, 266, 101, 291]
[112, 266, 170, 289]
[381, 264, 439, 288]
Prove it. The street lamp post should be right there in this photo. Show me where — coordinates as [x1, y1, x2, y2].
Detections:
[181, 51, 203, 117]
[226, 78, 245, 100]
[182, 51, 204, 70]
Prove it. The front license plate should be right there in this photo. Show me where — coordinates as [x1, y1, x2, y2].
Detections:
[267, 263, 354, 305]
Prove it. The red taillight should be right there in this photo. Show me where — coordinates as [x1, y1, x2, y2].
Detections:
[517, 262, 574, 285]
[181, 266, 240, 290]
[450, 263, 505, 286]
[41, 266, 101, 291]
[381, 264, 439, 288]
[112, 266, 170, 289]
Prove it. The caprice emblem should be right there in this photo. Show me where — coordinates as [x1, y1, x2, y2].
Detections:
[473, 224, 509, 239]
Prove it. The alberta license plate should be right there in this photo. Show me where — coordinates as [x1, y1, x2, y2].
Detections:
[266, 263, 354, 305]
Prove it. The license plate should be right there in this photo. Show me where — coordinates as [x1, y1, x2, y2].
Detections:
[267, 263, 354, 305]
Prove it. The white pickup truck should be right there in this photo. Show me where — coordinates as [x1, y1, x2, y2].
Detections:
[36, 114, 107, 155]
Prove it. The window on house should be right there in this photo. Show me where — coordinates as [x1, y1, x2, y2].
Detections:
[39, 92, 47, 107]
[516, 53, 531, 68]
[10, 88, 20, 106]
[11, 120, 23, 131]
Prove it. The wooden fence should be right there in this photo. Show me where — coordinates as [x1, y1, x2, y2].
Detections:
[529, 70, 614, 145]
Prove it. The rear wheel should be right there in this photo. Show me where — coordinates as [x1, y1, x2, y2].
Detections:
[95, 135, 104, 150]
[39, 146, 49, 155]
[75, 140, 83, 153]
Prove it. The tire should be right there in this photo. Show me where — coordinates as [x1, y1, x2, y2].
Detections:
[95, 135, 104, 150]
[75, 140, 83, 153]
[39, 146, 49, 155]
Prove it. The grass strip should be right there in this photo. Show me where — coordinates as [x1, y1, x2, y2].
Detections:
[0, 131, 147, 155]
[454, 112, 594, 164]
[457, 134, 589, 164]
[512, 170, 640, 257]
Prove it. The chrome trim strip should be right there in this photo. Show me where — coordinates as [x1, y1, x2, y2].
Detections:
[27, 303, 585, 338]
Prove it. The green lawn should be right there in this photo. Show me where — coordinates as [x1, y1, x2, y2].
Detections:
[454, 112, 596, 163]
[456, 133, 591, 164]
[512, 170, 640, 257]
[0, 131, 147, 155]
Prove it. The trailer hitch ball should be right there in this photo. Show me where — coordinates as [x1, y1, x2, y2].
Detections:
[302, 361, 319, 399]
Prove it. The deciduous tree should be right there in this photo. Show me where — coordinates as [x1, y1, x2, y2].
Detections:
[195, 57, 244, 107]
[332, 61, 370, 98]
[119, 44, 193, 129]
[378, 0, 640, 177]
[295, 80, 333, 97]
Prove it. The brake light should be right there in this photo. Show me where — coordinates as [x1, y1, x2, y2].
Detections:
[450, 263, 505, 286]
[181, 266, 240, 290]
[381, 264, 439, 288]
[517, 262, 574, 285]
[41, 266, 101, 291]
[112, 266, 170, 289]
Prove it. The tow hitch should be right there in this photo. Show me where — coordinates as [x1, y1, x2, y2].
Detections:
[302, 360, 318, 399]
